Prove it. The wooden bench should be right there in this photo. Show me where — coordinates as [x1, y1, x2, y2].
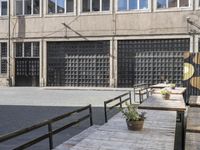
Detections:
[186, 107, 200, 133]
[185, 107, 200, 150]
[189, 96, 200, 107]
[54, 125, 100, 150]
[133, 83, 152, 103]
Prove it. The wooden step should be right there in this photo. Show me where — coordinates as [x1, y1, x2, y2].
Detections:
[186, 107, 200, 133]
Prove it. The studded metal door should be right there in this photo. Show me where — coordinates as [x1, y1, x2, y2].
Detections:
[15, 58, 39, 86]
[118, 39, 190, 87]
[47, 41, 110, 87]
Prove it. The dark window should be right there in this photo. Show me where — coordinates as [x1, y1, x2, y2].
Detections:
[24, 42, 32, 57]
[102, 0, 109, 10]
[33, 42, 39, 57]
[66, 0, 74, 12]
[1, 0, 7, 15]
[16, 43, 23, 57]
[48, 0, 56, 13]
[92, 0, 100, 11]
[1, 43, 7, 57]
[24, 0, 32, 14]
[82, 0, 90, 12]
[33, 0, 40, 14]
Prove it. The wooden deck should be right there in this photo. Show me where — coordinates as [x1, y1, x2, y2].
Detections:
[70, 110, 177, 150]
[189, 96, 200, 107]
[138, 94, 186, 112]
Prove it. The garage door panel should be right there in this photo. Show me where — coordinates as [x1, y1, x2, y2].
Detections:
[47, 41, 110, 87]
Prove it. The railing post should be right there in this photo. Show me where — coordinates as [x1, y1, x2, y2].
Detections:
[48, 123, 53, 150]
[89, 105, 93, 126]
[119, 97, 122, 108]
[129, 91, 132, 104]
[104, 102, 108, 123]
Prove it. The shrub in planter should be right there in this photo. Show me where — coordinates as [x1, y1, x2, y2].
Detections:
[170, 84, 176, 89]
[120, 102, 146, 131]
[160, 89, 171, 100]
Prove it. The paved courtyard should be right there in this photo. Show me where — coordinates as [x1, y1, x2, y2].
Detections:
[0, 87, 133, 150]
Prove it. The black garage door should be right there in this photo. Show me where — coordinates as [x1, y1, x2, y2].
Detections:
[47, 41, 110, 87]
[118, 39, 190, 87]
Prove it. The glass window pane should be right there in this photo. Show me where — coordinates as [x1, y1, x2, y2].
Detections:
[24, 42, 32, 57]
[157, 0, 166, 8]
[16, 43, 23, 57]
[118, 0, 127, 11]
[92, 0, 100, 11]
[48, 0, 56, 13]
[33, 42, 39, 57]
[1, 1, 7, 16]
[1, 59, 7, 74]
[168, 0, 177, 7]
[82, 0, 90, 12]
[140, 0, 148, 9]
[102, 0, 110, 11]
[1, 43, 7, 57]
[33, 0, 40, 14]
[66, 0, 74, 12]
[16, 0, 23, 15]
[25, 0, 32, 15]
[57, 0, 65, 13]
[130, 0, 137, 9]
[180, 0, 189, 7]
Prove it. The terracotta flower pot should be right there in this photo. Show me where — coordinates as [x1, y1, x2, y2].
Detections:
[162, 94, 170, 100]
[126, 120, 144, 131]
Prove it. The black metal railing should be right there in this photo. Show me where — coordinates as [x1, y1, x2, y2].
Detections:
[104, 92, 132, 123]
[0, 105, 93, 150]
[133, 83, 152, 103]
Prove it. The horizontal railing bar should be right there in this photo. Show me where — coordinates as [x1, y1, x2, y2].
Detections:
[53, 114, 90, 135]
[107, 98, 131, 112]
[14, 133, 50, 150]
[104, 92, 129, 104]
[0, 105, 91, 143]
[14, 114, 91, 150]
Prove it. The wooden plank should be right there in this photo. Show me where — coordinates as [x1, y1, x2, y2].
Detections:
[153, 87, 186, 95]
[185, 132, 200, 150]
[186, 107, 200, 133]
[138, 94, 186, 112]
[70, 110, 176, 150]
[54, 125, 100, 150]
[150, 84, 172, 88]
[189, 96, 200, 107]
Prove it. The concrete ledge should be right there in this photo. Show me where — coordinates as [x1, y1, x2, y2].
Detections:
[43, 87, 133, 91]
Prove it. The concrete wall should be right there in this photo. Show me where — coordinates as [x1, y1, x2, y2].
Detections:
[0, 0, 200, 87]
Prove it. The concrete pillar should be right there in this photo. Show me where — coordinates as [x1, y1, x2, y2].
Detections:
[39, 39, 44, 86]
[43, 40, 47, 86]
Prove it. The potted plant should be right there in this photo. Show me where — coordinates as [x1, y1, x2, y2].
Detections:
[160, 89, 171, 100]
[120, 102, 146, 131]
[170, 84, 176, 89]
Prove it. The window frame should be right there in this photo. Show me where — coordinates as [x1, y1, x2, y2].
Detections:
[80, 0, 111, 14]
[0, 42, 7, 74]
[0, 0, 7, 16]
[15, 42, 40, 58]
[116, 0, 151, 13]
[155, 0, 192, 11]
[15, 0, 40, 16]
[47, 0, 75, 15]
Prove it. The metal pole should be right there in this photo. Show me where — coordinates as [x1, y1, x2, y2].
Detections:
[48, 123, 53, 150]
[89, 105, 93, 126]
[8, 0, 11, 86]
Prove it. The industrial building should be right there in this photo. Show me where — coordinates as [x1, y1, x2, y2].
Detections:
[0, 0, 199, 87]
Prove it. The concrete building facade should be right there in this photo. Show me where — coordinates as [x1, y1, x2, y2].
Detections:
[0, 0, 200, 87]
